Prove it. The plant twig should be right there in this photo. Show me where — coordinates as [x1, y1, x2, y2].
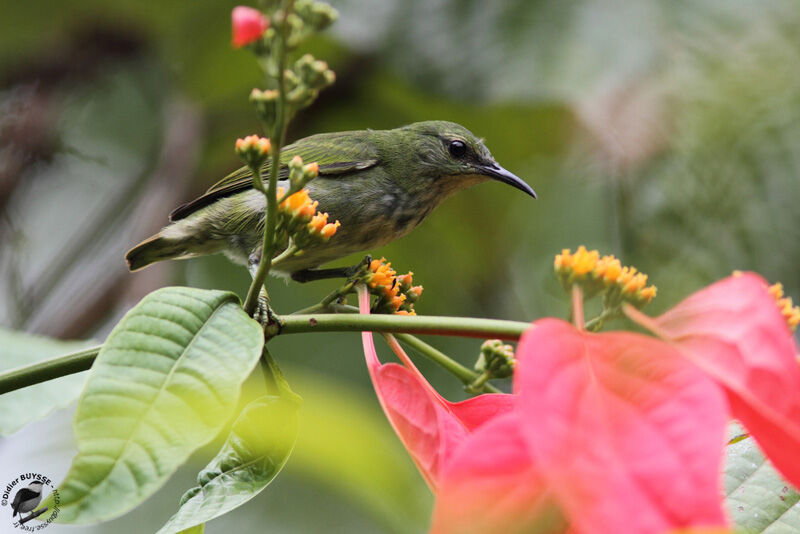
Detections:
[290, 279, 359, 315]
[18, 507, 48, 525]
[0, 314, 529, 395]
[271, 242, 299, 265]
[0, 345, 100, 394]
[243, 3, 294, 316]
[276, 314, 529, 339]
[393, 333, 501, 394]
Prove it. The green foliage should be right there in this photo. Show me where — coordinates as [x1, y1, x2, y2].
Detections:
[286, 370, 431, 532]
[158, 395, 300, 534]
[0, 329, 93, 435]
[726, 433, 800, 532]
[42, 287, 264, 524]
[616, 10, 800, 304]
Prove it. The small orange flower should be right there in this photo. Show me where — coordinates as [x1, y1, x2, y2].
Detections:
[571, 246, 599, 276]
[639, 286, 658, 303]
[769, 282, 784, 300]
[308, 212, 329, 232]
[280, 189, 319, 218]
[623, 272, 648, 294]
[595, 255, 623, 283]
[320, 221, 340, 238]
[368, 257, 396, 288]
[396, 272, 414, 287]
[390, 293, 407, 310]
[758, 280, 800, 332]
[554, 249, 573, 270]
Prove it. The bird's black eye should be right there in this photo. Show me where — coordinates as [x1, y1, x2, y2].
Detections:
[448, 140, 467, 158]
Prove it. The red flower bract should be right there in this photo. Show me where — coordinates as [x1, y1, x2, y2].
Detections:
[362, 273, 800, 532]
[432, 319, 729, 534]
[627, 272, 800, 488]
[231, 6, 268, 48]
[357, 286, 513, 491]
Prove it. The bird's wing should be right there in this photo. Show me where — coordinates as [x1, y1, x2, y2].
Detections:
[11, 488, 38, 513]
[169, 133, 379, 221]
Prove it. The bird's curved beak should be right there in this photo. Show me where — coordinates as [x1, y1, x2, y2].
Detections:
[479, 163, 537, 199]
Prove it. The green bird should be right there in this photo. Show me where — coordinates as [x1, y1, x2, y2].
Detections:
[125, 120, 535, 281]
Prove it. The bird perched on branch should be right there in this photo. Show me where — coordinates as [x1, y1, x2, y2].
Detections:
[125, 121, 536, 281]
[11, 481, 44, 521]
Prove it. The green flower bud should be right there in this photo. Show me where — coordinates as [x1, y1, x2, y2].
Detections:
[475, 339, 516, 379]
[295, 0, 338, 32]
[295, 54, 335, 91]
[250, 88, 280, 128]
[235, 135, 271, 169]
[288, 155, 306, 186]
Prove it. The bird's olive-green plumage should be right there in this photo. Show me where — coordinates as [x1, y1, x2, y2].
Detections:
[125, 121, 535, 276]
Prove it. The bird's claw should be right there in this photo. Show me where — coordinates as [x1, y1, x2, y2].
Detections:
[253, 293, 279, 331]
[345, 255, 372, 280]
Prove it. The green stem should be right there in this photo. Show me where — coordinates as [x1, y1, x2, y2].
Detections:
[585, 308, 620, 332]
[288, 302, 505, 393]
[393, 333, 501, 394]
[275, 314, 529, 339]
[465, 370, 493, 395]
[0, 314, 529, 395]
[0, 345, 101, 395]
[260, 345, 300, 401]
[243, 3, 293, 316]
[272, 242, 299, 264]
[290, 279, 358, 315]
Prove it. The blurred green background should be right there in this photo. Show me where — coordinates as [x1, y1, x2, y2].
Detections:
[1, 0, 799, 532]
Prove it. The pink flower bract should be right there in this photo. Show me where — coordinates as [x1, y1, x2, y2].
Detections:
[231, 6, 268, 48]
[357, 286, 513, 491]
[432, 319, 730, 534]
[628, 272, 800, 488]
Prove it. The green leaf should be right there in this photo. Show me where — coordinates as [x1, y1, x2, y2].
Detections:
[0, 328, 94, 436]
[158, 394, 300, 534]
[178, 525, 204, 534]
[42, 287, 264, 524]
[284, 369, 432, 532]
[725, 433, 800, 532]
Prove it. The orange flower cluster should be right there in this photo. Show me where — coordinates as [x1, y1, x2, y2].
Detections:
[555, 246, 657, 308]
[276, 187, 340, 247]
[768, 282, 800, 332]
[365, 257, 422, 315]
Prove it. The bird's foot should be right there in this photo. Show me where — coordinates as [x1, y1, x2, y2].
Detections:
[253, 289, 280, 332]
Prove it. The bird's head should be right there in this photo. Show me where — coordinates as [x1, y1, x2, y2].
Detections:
[27, 481, 44, 490]
[397, 121, 536, 199]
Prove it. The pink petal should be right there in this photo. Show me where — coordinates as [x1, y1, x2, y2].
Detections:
[448, 393, 516, 432]
[231, 6, 268, 48]
[431, 413, 559, 534]
[516, 319, 729, 533]
[357, 287, 511, 490]
[380, 332, 516, 432]
[628, 273, 800, 488]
